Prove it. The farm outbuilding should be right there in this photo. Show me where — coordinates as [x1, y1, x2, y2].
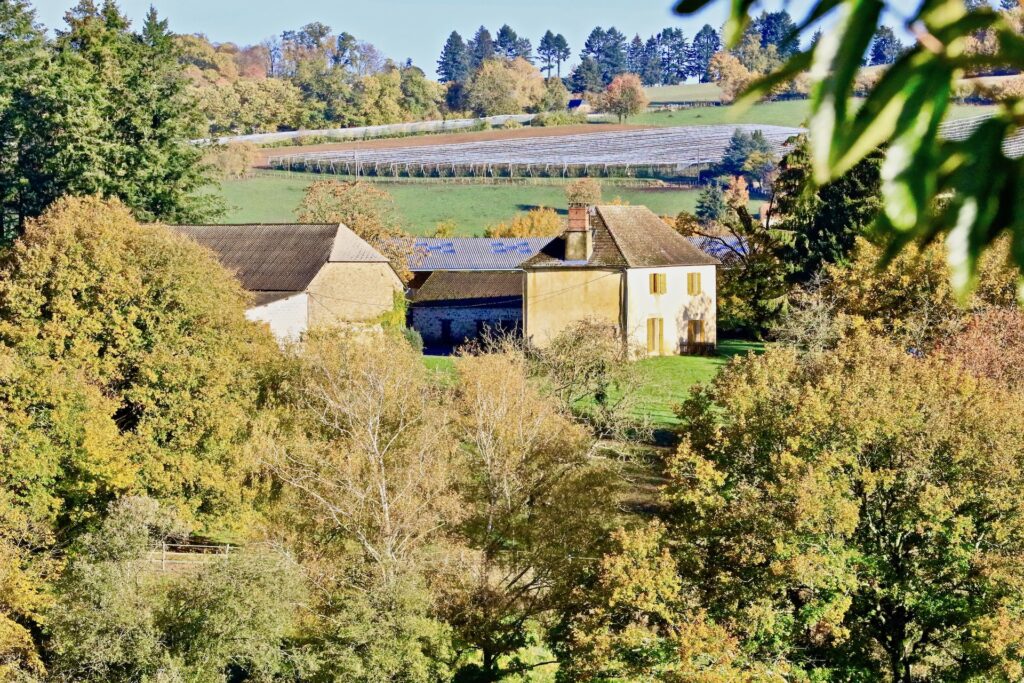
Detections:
[173, 223, 403, 342]
[410, 271, 524, 348]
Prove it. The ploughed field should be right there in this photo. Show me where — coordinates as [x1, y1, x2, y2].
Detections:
[266, 124, 805, 179]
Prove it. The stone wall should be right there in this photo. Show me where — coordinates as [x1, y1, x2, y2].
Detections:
[307, 262, 403, 327]
[411, 301, 522, 347]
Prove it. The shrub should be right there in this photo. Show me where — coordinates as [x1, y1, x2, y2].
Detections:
[565, 178, 602, 205]
[402, 326, 424, 353]
[502, 118, 523, 130]
[203, 142, 257, 180]
[531, 110, 586, 127]
[485, 206, 563, 237]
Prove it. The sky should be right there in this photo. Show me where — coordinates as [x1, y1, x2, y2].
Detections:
[32, 0, 916, 79]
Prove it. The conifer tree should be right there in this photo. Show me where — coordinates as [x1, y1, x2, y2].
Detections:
[437, 30, 470, 83]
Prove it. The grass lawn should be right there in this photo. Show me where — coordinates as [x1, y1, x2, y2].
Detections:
[629, 99, 995, 128]
[645, 82, 722, 103]
[218, 174, 706, 235]
[631, 339, 764, 426]
[422, 340, 764, 428]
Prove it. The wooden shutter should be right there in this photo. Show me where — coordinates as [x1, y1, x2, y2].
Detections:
[649, 273, 656, 294]
[650, 273, 666, 294]
[658, 273, 667, 294]
[687, 272, 702, 296]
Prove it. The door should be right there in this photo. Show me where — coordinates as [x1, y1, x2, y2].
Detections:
[647, 317, 664, 356]
[440, 319, 453, 344]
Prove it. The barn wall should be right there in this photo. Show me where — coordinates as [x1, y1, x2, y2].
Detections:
[306, 262, 403, 327]
[246, 293, 309, 343]
[411, 302, 522, 347]
[524, 269, 622, 347]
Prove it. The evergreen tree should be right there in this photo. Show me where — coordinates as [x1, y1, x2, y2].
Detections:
[580, 26, 606, 64]
[598, 27, 628, 84]
[689, 24, 720, 82]
[720, 129, 772, 176]
[468, 25, 494, 70]
[752, 9, 800, 56]
[626, 34, 645, 73]
[437, 30, 470, 83]
[513, 36, 533, 62]
[568, 56, 603, 93]
[657, 27, 689, 84]
[538, 29, 558, 76]
[495, 24, 518, 59]
[869, 25, 903, 65]
[1001, 0, 1018, 9]
[696, 181, 728, 223]
[553, 33, 570, 77]
[640, 35, 663, 86]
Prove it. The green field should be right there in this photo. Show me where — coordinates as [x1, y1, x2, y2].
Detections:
[218, 174, 707, 234]
[644, 82, 722, 103]
[628, 99, 995, 128]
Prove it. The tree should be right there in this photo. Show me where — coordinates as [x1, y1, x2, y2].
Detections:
[639, 35, 664, 86]
[708, 51, 752, 103]
[869, 25, 903, 65]
[598, 72, 648, 123]
[537, 29, 558, 76]
[568, 56, 603, 94]
[626, 34, 646, 74]
[399, 65, 443, 120]
[667, 335, 1024, 681]
[689, 24, 721, 82]
[552, 33, 570, 78]
[1, 1, 221, 237]
[565, 178, 602, 205]
[0, 197, 276, 524]
[774, 136, 883, 282]
[468, 25, 494, 71]
[695, 181, 728, 224]
[443, 350, 614, 681]
[719, 128, 773, 177]
[465, 57, 544, 116]
[657, 27, 689, 84]
[485, 207, 562, 237]
[495, 24, 519, 59]
[673, 0, 1024, 294]
[295, 179, 414, 281]
[437, 30, 470, 83]
[581, 26, 627, 85]
[937, 307, 1024, 392]
[539, 76, 570, 112]
[752, 9, 800, 56]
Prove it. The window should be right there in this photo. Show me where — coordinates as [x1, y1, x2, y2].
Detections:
[687, 319, 705, 344]
[687, 272, 702, 296]
[649, 272, 667, 295]
[647, 317, 664, 355]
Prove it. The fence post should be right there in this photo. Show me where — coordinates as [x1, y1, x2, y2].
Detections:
[162, 542, 167, 572]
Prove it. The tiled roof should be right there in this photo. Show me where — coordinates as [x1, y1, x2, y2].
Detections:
[172, 223, 387, 292]
[410, 238, 553, 271]
[412, 271, 524, 304]
[252, 291, 304, 307]
[521, 205, 720, 270]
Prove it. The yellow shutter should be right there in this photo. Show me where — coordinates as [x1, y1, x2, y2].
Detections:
[687, 272, 702, 296]
[648, 318, 664, 355]
[649, 273, 656, 294]
[647, 318, 655, 353]
[651, 273, 667, 294]
[658, 273, 667, 294]
[658, 318, 665, 354]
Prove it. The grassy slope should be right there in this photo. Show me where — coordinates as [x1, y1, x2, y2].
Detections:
[644, 82, 723, 103]
[424, 340, 764, 427]
[218, 174, 706, 235]
[629, 99, 996, 127]
[631, 340, 763, 425]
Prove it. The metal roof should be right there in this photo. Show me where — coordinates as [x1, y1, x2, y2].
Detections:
[409, 237, 553, 271]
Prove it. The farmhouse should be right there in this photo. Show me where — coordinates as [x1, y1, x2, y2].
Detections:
[406, 205, 720, 355]
[521, 204, 719, 355]
[174, 223, 402, 341]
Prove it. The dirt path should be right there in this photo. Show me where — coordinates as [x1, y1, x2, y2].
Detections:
[253, 123, 651, 167]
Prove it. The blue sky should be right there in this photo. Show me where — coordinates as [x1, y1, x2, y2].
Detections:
[32, 0, 915, 78]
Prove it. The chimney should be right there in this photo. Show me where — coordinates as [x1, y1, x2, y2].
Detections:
[565, 204, 593, 261]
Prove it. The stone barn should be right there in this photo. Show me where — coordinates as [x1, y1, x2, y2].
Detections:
[410, 271, 523, 349]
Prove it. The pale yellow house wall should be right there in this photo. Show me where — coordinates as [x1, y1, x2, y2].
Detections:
[306, 262, 403, 327]
[524, 269, 622, 347]
[624, 265, 717, 355]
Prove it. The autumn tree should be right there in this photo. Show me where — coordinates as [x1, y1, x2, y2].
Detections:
[565, 178, 602, 206]
[443, 350, 614, 681]
[598, 73, 648, 122]
[0, 197, 276, 527]
[667, 335, 1024, 681]
[936, 307, 1024, 392]
[295, 179, 414, 281]
[465, 57, 545, 116]
[485, 207, 562, 238]
[708, 51, 752, 103]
